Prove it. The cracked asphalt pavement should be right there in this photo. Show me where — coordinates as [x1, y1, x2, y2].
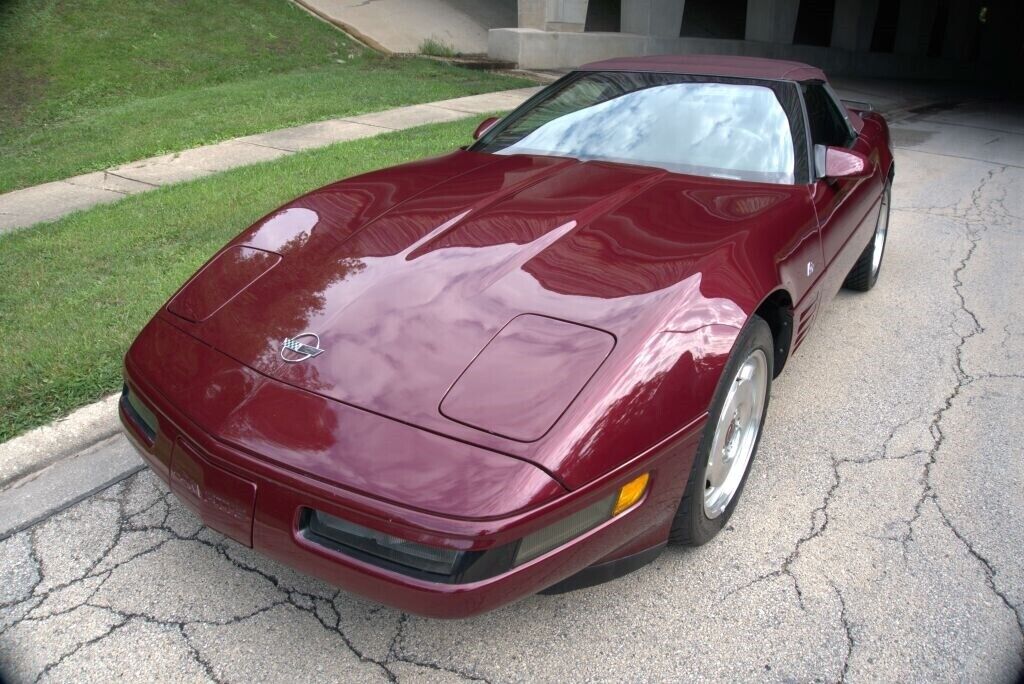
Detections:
[2, 98, 1023, 683]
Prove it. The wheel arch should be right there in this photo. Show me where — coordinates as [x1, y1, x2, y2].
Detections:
[753, 288, 794, 377]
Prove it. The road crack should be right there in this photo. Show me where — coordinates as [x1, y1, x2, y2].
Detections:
[725, 165, 1022, 677]
[831, 581, 854, 683]
[892, 165, 1024, 646]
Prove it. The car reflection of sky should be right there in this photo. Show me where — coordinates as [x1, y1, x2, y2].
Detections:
[498, 83, 795, 184]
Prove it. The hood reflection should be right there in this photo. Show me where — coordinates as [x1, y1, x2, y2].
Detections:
[163, 149, 815, 485]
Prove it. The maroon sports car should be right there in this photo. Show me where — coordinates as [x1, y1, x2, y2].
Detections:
[121, 55, 893, 617]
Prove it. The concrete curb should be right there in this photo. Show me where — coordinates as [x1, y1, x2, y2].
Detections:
[0, 434, 143, 541]
[0, 394, 121, 490]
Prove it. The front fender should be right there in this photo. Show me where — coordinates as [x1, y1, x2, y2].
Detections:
[545, 322, 739, 489]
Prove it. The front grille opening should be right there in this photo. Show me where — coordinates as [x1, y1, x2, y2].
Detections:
[121, 384, 158, 443]
[300, 509, 516, 584]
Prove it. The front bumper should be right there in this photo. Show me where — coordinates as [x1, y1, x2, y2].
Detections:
[120, 328, 701, 618]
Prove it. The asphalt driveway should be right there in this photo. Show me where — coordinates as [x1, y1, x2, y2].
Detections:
[1, 97, 1022, 683]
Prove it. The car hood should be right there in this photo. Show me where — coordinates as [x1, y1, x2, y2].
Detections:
[162, 150, 795, 459]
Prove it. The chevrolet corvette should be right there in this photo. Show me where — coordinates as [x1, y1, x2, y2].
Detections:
[121, 55, 893, 617]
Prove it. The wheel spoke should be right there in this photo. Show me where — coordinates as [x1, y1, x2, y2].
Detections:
[702, 348, 768, 519]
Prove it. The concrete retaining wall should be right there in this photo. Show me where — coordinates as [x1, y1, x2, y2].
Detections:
[489, 29, 978, 80]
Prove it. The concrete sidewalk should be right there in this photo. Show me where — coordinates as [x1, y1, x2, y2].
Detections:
[0, 88, 539, 234]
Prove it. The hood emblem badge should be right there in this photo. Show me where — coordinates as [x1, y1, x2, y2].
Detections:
[281, 333, 325, 363]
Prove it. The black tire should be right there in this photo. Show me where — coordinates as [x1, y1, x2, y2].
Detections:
[669, 315, 774, 546]
[843, 181, 891, 292]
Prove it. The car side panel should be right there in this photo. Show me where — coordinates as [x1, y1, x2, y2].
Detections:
[812, 158, 881, 270]
[809, 116, 889, 301]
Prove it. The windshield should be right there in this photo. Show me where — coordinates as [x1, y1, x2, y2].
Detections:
[473, 72, 801, 184]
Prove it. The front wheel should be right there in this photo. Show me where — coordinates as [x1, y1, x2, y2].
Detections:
[843, 181, 891, 292]
[669, 315, 773, 546]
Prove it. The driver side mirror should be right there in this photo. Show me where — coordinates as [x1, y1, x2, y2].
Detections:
[815, 145, 871, 181]
[473, 116, 500, 140]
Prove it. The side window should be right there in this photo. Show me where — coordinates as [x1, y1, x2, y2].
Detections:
[802, 83, 853, 148]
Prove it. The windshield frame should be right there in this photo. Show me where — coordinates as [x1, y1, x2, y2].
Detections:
[470, 70, 812, 185]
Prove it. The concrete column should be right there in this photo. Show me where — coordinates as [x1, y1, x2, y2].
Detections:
[517, 0, 589, 32]
[895, 0, 939, 55]
[621, 0, 685, 38]
[942, 0, 978, 60]
[518, 0, 546, 29]
[546, 0, 590, 32]
[745, 0, 799, 43]
[831, 0, 880, 52]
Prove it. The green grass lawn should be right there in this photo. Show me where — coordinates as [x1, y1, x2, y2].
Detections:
[0, 0, 530, 194]
[0, 117, 492, 441]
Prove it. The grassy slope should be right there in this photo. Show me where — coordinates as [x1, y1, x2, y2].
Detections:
[0, 117, 486, 441]
[0, 0, 528, 193]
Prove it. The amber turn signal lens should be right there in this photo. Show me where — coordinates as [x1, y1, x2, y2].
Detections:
[613, 473, 650, 516]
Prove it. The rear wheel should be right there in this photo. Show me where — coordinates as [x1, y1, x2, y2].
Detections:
[843, 181, 891, 292]
[669, 315, 773, 545]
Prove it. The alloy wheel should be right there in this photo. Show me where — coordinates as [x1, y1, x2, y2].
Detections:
[703, 349, 769, 519]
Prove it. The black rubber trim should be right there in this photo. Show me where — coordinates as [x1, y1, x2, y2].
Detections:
[120, 384, 156, 444]
[539, 542, 666, 595]
[299, 508, 518, 585]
